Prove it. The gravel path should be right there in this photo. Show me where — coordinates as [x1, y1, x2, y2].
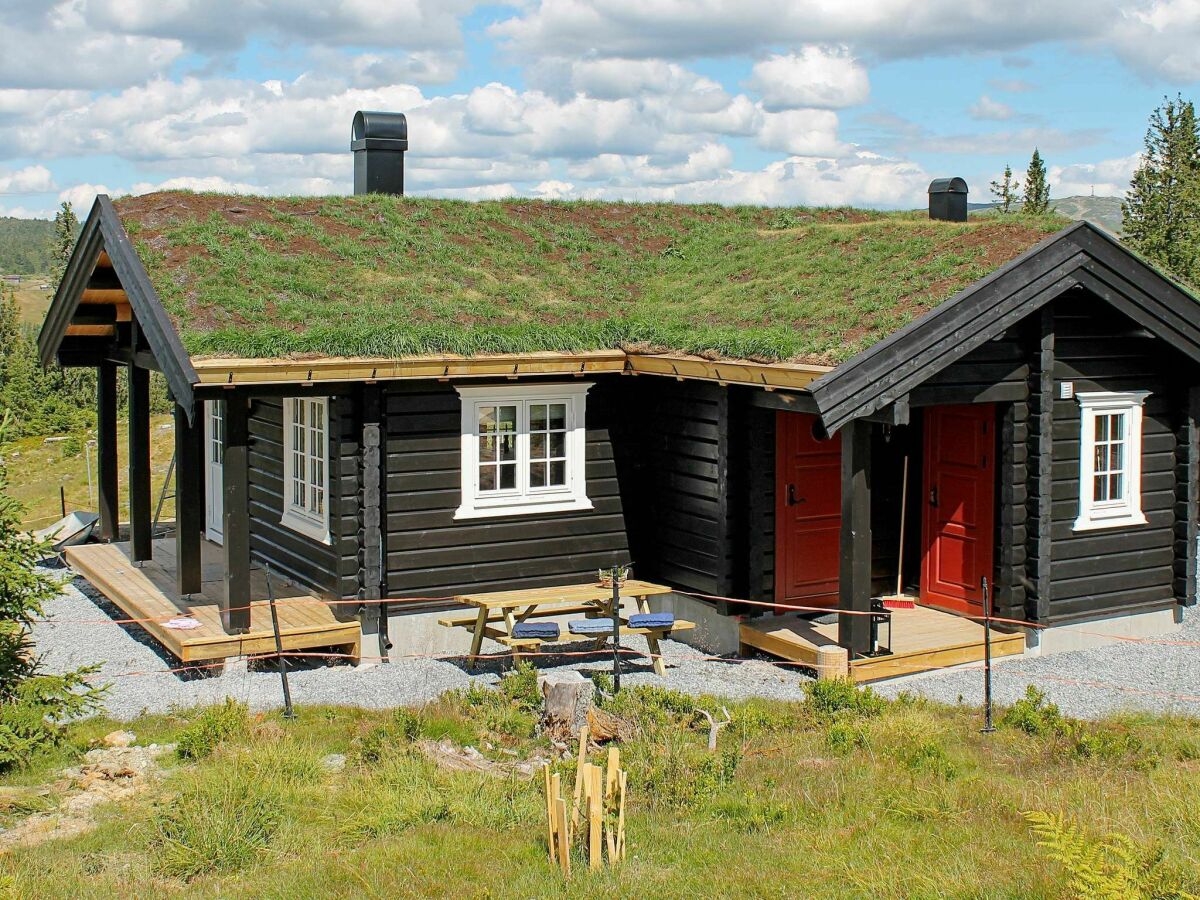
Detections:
[31, 569, 1200, 721]
[32, 572, 811, 721]
[875, 605, 1200, 719]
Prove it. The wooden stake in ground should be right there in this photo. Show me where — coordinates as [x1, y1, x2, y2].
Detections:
[571, 724, 587, 831]
[588, 764, 603, 871]
[543, 765, 556, 864]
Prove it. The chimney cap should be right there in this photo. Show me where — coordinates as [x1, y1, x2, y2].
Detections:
[351, 110, 408, 152]
[927, 177, 968, 195]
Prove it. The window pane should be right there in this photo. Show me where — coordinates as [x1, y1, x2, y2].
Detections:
[1108, 443, 1123, 473]
[479, 466, 496, 491]
[498, 405, 517, 429]
[1094, 444, 1107, 473]
[1095, 414, 1108, 442]
[1110, 473, 1123, 499]
[479, 406, 495, 430]
[549, 431, 566, 458]
[479, 435, 497, 462]
[530, 432, 547, 458]
[530, 461, 546, 487]
[548, 403, 566, 430]
[1110, 414, 1125, 441]
[498, 432, 517, 461]
[530, 403, 547, 430]
[499, 463, 517, 490]
[1094, 474, 1107, 502]
[550, 460, 566, 486]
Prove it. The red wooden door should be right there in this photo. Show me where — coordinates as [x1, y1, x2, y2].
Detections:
[921, 405, 996, 615]
[775, 412, 842, 612]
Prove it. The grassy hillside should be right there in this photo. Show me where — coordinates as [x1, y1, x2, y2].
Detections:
[0, 216, 55, 274]
[2, 683, 1198, 897]
[1050, 195, 1125, 234]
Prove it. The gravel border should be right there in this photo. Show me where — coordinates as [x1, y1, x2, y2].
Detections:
[30, 568, 1200, 722]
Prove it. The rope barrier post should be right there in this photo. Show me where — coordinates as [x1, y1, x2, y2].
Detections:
[265, 567, 295, 720]
[981, 576, 995, 734]
[610, 567, 622, 695]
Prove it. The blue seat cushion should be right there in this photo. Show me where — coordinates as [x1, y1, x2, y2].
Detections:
[568, 618, 615, 635]
[629, 612, 675, 629]
[512, 621, 560, 640]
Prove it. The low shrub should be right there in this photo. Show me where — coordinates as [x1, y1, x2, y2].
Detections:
[708, 792, 791, 833]
[1000, 685, 1066, 737]
[634, 732, 741, 808]
[152, 766, 283, 879]
[896, 738, 959, 780]
[498, 660, 541, 712]
[175, 699, 249, 760]
[1068, 724, 1158, 771]
[602, 684, 699, 728]
[825, 720, 869, 755]
[804, 678, 885, 719]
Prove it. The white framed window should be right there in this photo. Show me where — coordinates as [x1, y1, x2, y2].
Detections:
[1073, 390, 1150, 531]
[282, 396, 331, 543]
[455, 383, 593, 520]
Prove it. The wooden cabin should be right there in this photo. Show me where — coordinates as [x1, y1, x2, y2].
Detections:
[36, 114, 1200, 676]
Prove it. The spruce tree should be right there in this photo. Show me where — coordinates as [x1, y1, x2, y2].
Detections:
[989, 164, 1022, 213]
[51, 201, 78, 289]
[1023, 149, 1051, 215]
[1122, 94, 1200, 287]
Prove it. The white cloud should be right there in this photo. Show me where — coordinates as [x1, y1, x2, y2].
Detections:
[0, 165, 55, 194]
[756, 109, 846, 157]
[747, 47, 870, 111]
[1049, 153, 1141, 198]
[1105, 0, 1200, 80]
[57, 183, 112, 211]
[969, 95, 1015, 121]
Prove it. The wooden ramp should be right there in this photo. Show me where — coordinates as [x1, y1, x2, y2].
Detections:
[739, 604, 1025, 682]
[63, 539, 361, 664]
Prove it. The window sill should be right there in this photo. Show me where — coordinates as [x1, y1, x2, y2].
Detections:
[454, 496, 593, 521]
[280, 510, 332, 544]
[1072, 511, 1148, 532]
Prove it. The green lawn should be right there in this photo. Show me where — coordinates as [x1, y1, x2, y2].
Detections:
[2, 415, 176, 530]
[3, 679, 1199, 898]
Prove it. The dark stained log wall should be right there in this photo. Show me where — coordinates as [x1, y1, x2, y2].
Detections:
[381, 379, 630, 606]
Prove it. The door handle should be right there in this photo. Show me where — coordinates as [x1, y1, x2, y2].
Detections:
[929, 487, 938, 507]
[787, 484, 804, 506]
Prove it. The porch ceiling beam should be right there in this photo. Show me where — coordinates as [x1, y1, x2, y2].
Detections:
[838, 418, 873, 657]
[748, 389, 819, 415]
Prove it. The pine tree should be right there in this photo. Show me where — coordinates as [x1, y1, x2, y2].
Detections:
[1023, 149, 1051, 215]
[1122, 94, 1200, 287]
[989, 164, 1022, 213]
[51, 201, 78, 289]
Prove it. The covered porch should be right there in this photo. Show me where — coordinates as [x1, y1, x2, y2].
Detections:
[63, 538, 360, 664]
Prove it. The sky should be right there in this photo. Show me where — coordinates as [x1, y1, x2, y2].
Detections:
[0, 1, 1198, 219]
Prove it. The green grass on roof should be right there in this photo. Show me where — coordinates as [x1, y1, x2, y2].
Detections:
[116, 191, 1067, 364]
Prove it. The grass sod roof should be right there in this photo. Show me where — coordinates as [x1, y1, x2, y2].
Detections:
[115, 191, 1069, 365]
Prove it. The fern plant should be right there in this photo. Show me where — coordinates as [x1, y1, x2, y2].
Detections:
[1025, 810, 1197, 899]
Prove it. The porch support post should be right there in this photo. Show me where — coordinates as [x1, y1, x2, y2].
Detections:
[96, 361, 119, 542]
[174, 401, 203, 596]
[221, 391, 252, 633]
[127, 363, 152, 562]
[1030, 307, 1055, 622]
[838, 418, 873, 657]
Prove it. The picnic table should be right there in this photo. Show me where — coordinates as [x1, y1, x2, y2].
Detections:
[438, 580, 693, 676]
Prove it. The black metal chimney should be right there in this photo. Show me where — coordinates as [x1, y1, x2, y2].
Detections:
[927, 177, 968, 222]
[352, 110, 408, 196]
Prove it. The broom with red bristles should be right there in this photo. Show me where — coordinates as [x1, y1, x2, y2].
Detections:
[882, 454, 916, 610]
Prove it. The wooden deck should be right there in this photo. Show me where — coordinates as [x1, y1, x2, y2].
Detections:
[738, 604, 1025, 682]
[63, 539, 361, 664]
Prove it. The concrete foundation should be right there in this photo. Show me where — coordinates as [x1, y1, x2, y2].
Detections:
[1024, 604, 1184, 655]
[646, 592, 743, 655]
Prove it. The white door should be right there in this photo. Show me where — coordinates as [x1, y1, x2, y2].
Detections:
[204, 400, 224, 544]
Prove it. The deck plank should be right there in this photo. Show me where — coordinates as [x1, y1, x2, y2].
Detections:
[64, 539, 360, 663]
[738, 604, 1026, 682]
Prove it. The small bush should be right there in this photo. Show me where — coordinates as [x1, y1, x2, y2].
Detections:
[729, 700, 801, 739]
[1068, 725, 1158, 771]
[391, 707, 422, 742]
[635, 732, 741, 808]
[349, 709, 424, 766]
[152, 768, 283, 879]
[175, 699, 248, 760]
[589, 670, 613, 699]
[708, 792, 791, 833]
[1000, 685, 1066, 737]
[805, 678, 884, 719]
[825, 720, 869, 755]
[499, 660, 541, 712]
[603, 684, 698, 728]
[897, 738, 959, 780]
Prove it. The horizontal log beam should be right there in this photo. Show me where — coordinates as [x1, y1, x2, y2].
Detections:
[66, 324, 116, 337]
[80, 288, 127, 304]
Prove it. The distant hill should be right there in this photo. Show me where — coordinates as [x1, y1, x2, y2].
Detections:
[0, 216, 55, 274]
[969, 196, 1125, 235]
[1048, 196, 1124, 234]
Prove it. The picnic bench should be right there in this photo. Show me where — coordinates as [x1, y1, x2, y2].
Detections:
[438, 580, 694, 676]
